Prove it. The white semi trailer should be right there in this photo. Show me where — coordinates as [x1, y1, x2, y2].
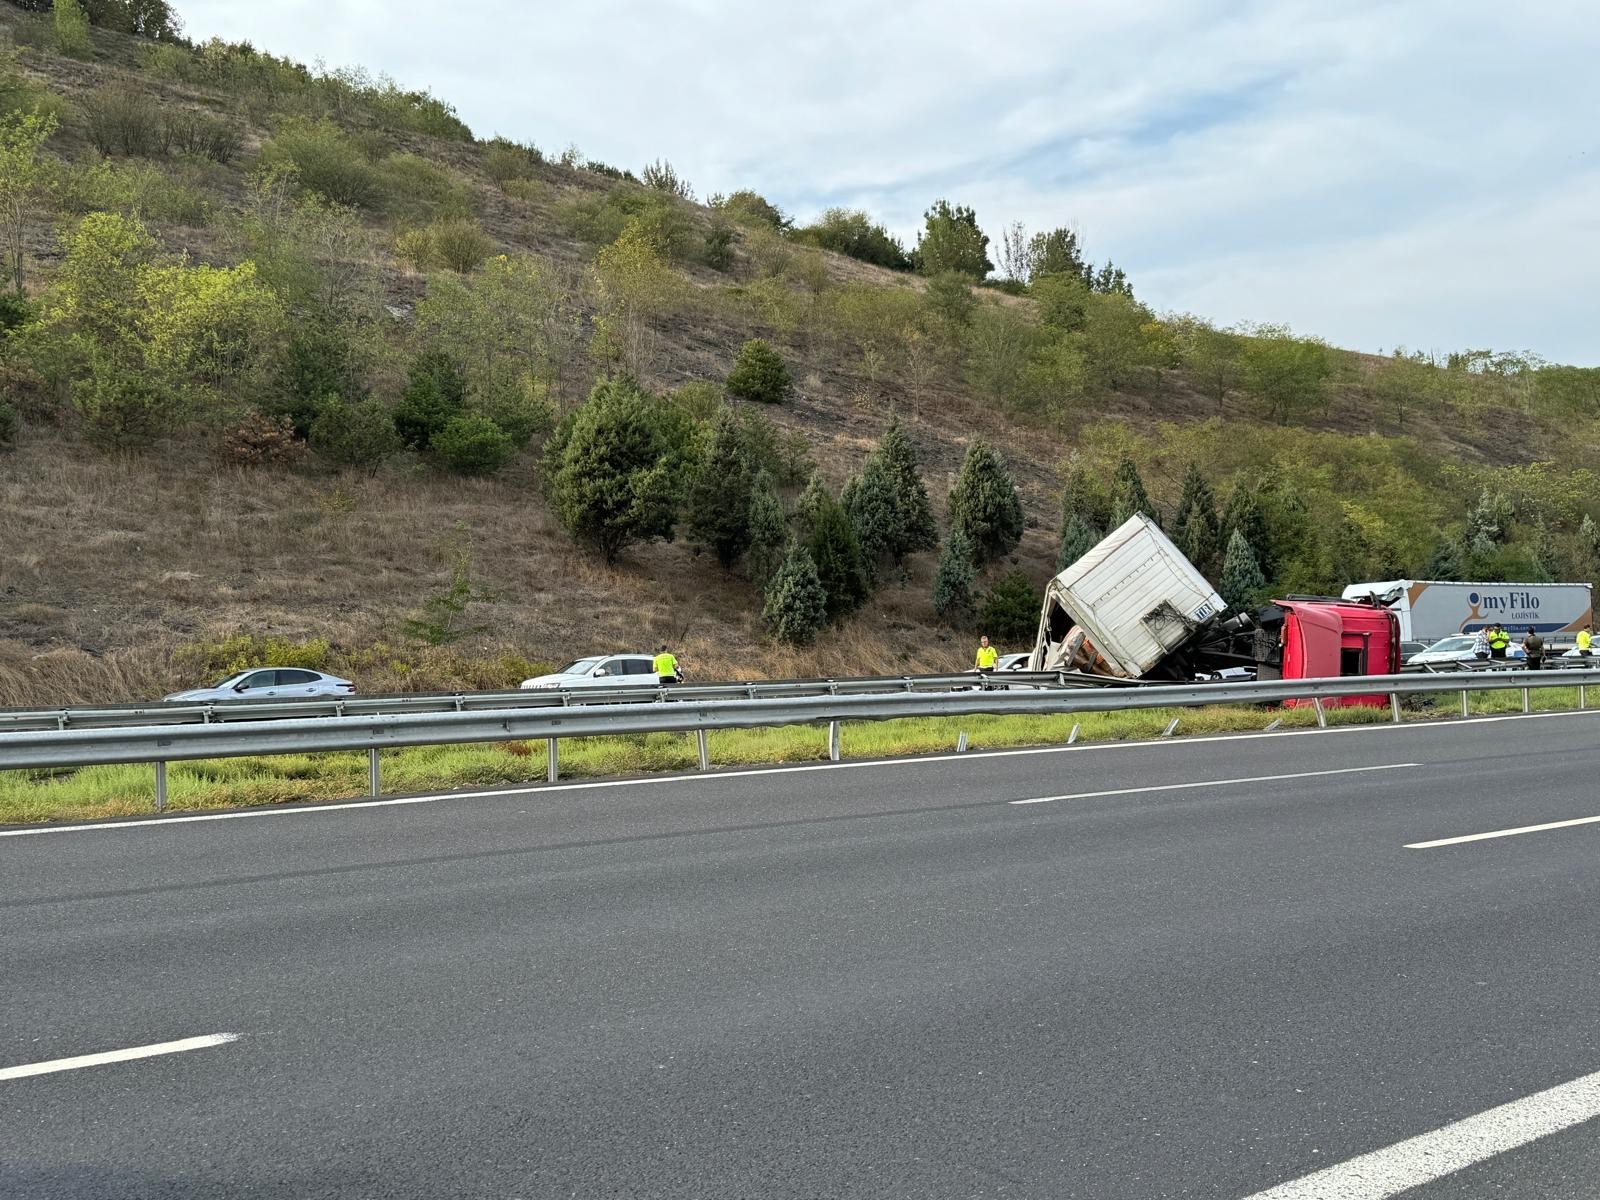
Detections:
[1340, 580, 1593, 643]
[1030, 514, 1229, 679]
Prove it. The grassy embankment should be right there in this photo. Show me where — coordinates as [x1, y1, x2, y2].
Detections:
[3, 686, 1589, 825]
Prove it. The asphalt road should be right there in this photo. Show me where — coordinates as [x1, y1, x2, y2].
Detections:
[5, 711, 1600, 1199]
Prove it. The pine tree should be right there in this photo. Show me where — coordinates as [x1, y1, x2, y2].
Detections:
[806, 489, 871, 620]
[978, 571, 1042, 642]
[933, 529, 977, 623]
[1527, 517, 1556, 583]
[1220, 530, 1267, 612]
[1424, 536, 1465, 582]
[762, 542, 828, 646]
[393, 349, 468, 451]
[542, 376, 678, 564]
[879, 418, 938, 554]
[948, 438, 1024, 563]
[745, 469, 787, 588]
[685, 408, 755, 568]
[841, 455, 906, 578]
[1057, 512, 1101, 572]
[1221, 480, 1271, 575]
[1061, 464, 1112, 532]
[1171, 462, 1221, 573]
[1109, 456, 1156, 528]
[794, 470, 831, 539]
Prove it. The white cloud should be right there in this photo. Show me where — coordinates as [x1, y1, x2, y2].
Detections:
[179, 0, 1600, 363]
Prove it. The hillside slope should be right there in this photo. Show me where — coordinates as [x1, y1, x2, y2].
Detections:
[0, 5, 1595, 707]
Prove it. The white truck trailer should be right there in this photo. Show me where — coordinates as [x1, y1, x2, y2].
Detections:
[1340, 580, 1593, 643]
[1030, 514, 1229, 679]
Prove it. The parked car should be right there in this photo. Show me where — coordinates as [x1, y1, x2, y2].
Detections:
[521, 655, 664, 690]
[1406, 635, 1525, 669]
[163, 669, 355, 703]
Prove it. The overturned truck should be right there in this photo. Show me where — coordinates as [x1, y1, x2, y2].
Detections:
[1029, 515, 1400, 701]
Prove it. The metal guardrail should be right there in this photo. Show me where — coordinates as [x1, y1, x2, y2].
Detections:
[0, 670, 1129, 734]
[3, 669, 1598, 815]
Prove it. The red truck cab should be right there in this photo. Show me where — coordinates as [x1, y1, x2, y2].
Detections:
[1269, 598, 1401, 707]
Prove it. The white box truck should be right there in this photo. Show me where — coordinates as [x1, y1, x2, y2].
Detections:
[1341, 580, 1593, 643]
[1030, 514, 1228, 679]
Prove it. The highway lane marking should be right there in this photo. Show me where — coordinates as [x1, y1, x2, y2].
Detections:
[1239, 1066, 1600, 1199]
[3, 708, 1595, 839]
[1406, 813, 1600, 848]
[0, 1033, 238, 1082]
[1008, 763, 1420, 806]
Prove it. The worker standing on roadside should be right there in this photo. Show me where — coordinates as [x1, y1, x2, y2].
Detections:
[1579, 626, 1594, 659]
[975, 635, 999, 671]
[1488, 623, 1510, 661]
[1522, 626, 1545, 670]
[653, 644, 681, 686]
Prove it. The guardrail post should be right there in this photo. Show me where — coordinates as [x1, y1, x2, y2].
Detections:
[1461, 689, 1470, 718]
[1067, 723, 1080, 745]
[828, 721, 841, 762]
[1389, 693, 1402, 724]
[154, 760, 167, 813]
[367, 747, 381, 798]
[695, 729, 709, 771]
[1522, 686, 1531, 714]
[1312, 697, 1327, 729]
[1581, 684, 1588, 710]
[1264, 718, 1283, 732]
[1162, 718, 1180, 737]
[956, 732, 968, 753]
[546, 738, 559, 782]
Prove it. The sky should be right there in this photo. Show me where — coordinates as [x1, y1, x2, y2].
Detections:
[179, 0, 1600, 366]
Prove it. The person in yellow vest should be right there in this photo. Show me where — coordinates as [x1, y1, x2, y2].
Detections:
[1578, 626, 1594, 659]
[653, 644, 681, 685]
[975, 635, 999, 671]
[1487, 624, 1510, 660]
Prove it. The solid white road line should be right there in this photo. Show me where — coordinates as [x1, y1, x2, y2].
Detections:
[3, 708, 1594, 839]
[1406, 813, 1600, 849]
[0, 1033, 238, 1082]
[1008, 763, 1420, 806]
[1240, 1067, 1600, 1199]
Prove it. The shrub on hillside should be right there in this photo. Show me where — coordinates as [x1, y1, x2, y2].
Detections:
[217, 410, 305, 468]
[309, 395, 400, 469]
[54, 0, 91, 56]
[55, 158, 211, 225]
[82, 85, 164, 157]
[164, 110, 243, 164]
[0, 396, 17, 449]
[725, 338, 791, 404]
[429, 219, 493, 273]
[470, 374, 552, 449]
[712, 189, 787, 230]
[762, 542, 827, 646]
[433, 413, 515, 477]
[75, 365, 174, 449]
[703, 222, 735, 272]
[273, 322, 364, 437]
[978, 571, 1042, 643]
[793, 208, 910, 270]
[260, 119, 382, 208]
[484, 138, 542, 185]
[393, 350, 467, 451]
[379, 153, 470, 222]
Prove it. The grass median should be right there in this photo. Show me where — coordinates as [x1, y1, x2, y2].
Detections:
[1, 684, 1591, 825]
